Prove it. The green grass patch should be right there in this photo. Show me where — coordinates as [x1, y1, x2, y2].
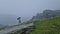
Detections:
[31, 17, 60, 34]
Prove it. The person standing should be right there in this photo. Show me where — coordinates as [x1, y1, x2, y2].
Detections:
[17, 17, 21, 24]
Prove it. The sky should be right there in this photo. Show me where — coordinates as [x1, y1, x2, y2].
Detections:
[0, 0, 60, 25]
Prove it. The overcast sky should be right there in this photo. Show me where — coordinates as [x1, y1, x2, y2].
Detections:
[0, 0, 60, 25]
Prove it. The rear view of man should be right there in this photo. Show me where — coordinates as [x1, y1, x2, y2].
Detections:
[17, 17, 21, 24]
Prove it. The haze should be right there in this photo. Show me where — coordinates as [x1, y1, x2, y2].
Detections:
[0, 0, 60, 25]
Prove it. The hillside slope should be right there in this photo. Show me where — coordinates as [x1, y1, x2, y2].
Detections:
[31, 17, 60, 34]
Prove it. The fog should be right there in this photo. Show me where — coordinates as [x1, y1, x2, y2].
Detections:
[0, 0, 60, 25]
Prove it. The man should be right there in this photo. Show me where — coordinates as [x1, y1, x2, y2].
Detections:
[17, 17, 21, 24]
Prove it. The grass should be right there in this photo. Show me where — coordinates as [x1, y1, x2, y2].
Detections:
[0, 28, 5, 30]
[31, 16, 60, 34]
[0, 24, 21, 31]
[0, 22, 33, 31]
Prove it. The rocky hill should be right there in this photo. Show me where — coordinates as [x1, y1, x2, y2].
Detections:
[30, 10, 60, 22]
